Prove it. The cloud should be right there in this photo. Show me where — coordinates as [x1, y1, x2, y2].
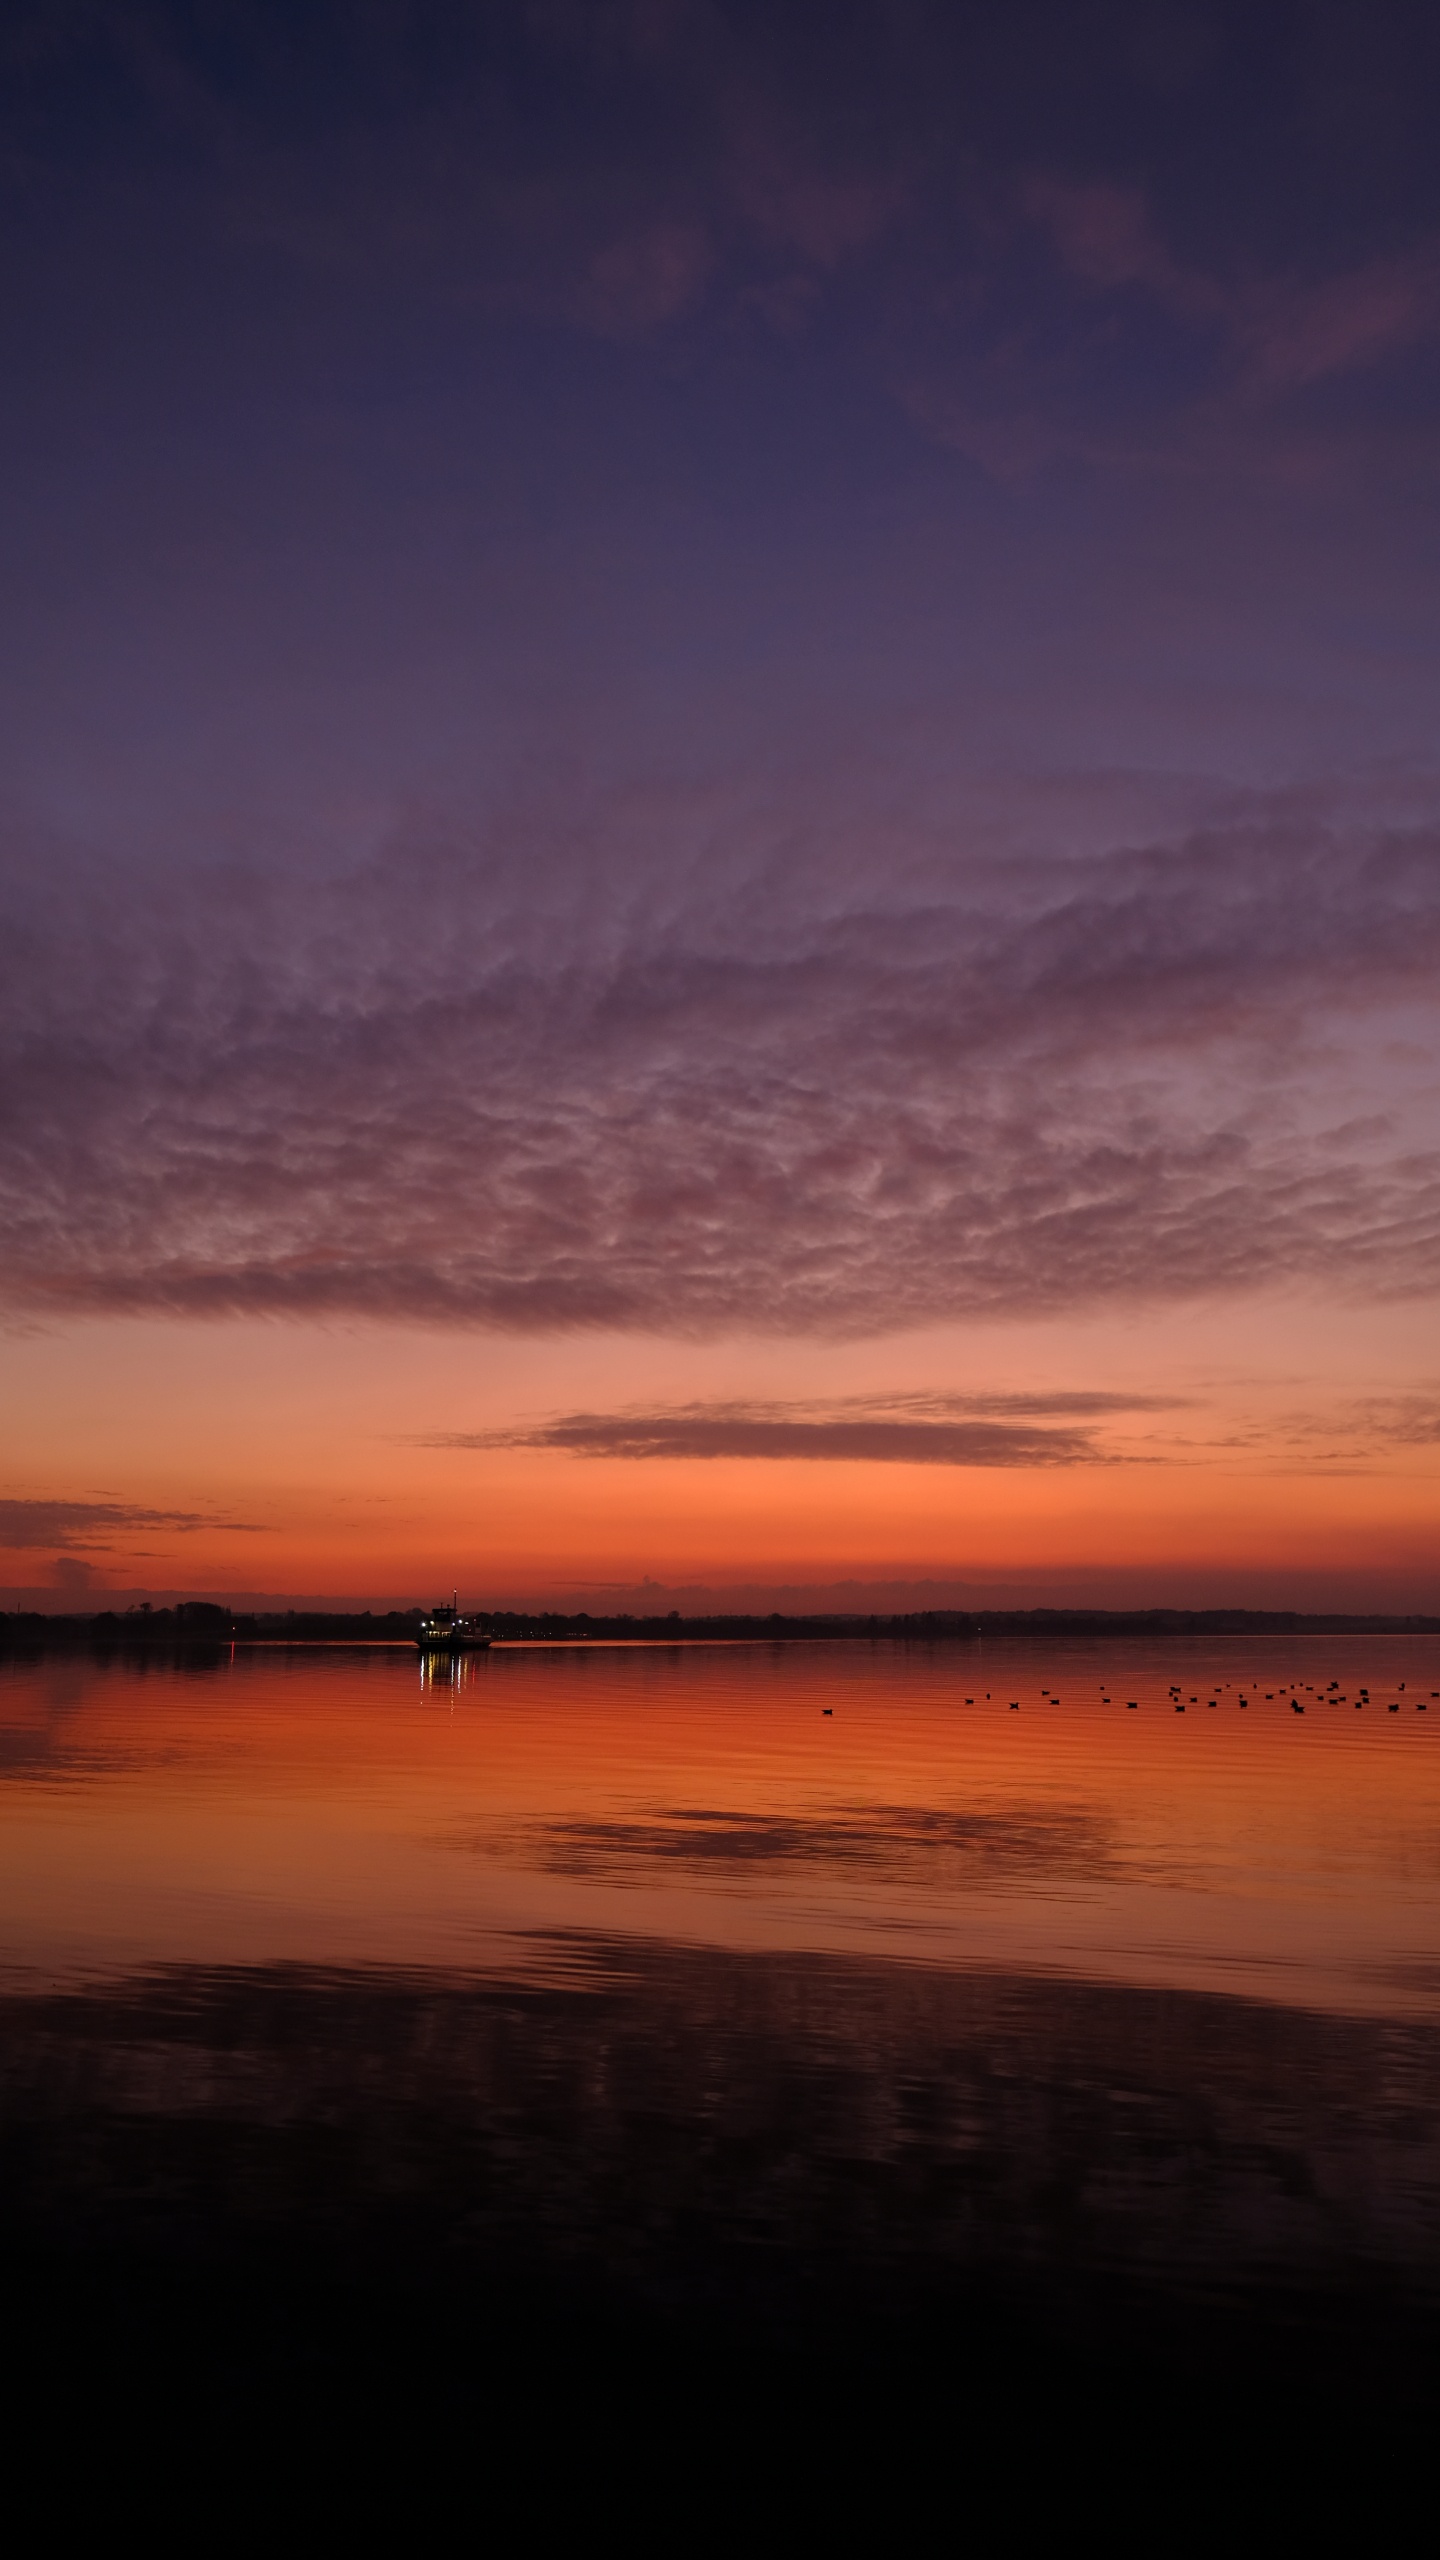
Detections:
[46, 1553, 102, 1594]
[575, 221, 713, 334]
[1269, 1394, 1440, 1459]
[53, 0, 904, 343]
[429, 1412, 1101, 1466]
[1234, 254, 1440, 396]
[1021, 175, 1211, 311]
[724, 97, 905, 268]
[1023, 174, 1440, 392]
[1, 792, 1438, 1335]
[11, 0, 1440, 509]
[416, 1388, 1181, 1465]
[1361, 1396, 1440, 1446]
[0, 1499, 259, 1553]
[953, 174, 1440, 488]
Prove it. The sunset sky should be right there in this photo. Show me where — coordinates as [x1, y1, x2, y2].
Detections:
[3, 0, 1439, 1610]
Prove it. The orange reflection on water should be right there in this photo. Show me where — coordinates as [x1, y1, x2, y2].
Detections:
[2, 1635, 1439, 2010]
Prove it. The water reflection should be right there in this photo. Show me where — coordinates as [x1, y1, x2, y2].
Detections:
[418, 1644, 489, 1695]
[2, 1635, 1440, 1998]
[3, 1937, 1440, 2389]
[2, 1636, 1440, 2428]
[501, 1801, 1118, 1884]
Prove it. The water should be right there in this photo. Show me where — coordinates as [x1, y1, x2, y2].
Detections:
[5, 1633, 1440, 2498]
[6, 1633, 1439, 2001]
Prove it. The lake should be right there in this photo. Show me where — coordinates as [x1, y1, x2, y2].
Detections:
[4, 1632, 1440, 2515]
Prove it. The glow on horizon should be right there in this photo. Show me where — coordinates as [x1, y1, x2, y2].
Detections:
[3, 1297, 1437, 1610]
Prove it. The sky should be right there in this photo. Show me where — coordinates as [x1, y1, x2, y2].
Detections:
[2, 0, 1439, 1611]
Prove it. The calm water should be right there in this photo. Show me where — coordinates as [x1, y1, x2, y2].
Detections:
[5, 1633, 1439, 2003]
[5, 1633, 1440, 2471]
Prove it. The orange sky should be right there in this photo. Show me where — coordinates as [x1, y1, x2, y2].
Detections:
[4, 1286, 1437, 1608]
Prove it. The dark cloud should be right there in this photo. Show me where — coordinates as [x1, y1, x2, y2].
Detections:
[1, 798, 1437, 1333]
[0, 1500, 258, 1552]
[440, 1416, 1099, 1466]
[419, 1389, 1179, 1464]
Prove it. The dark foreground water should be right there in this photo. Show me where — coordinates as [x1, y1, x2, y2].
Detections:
[4, 1634, 1440, 2522]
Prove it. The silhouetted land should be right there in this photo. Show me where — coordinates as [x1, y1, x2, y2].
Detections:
[3, 1601, 1438, 1651]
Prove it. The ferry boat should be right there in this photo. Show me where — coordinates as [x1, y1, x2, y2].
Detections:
[416, 1596, 492, 1653]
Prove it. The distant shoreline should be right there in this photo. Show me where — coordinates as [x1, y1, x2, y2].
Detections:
[3, 1603, 1438, 1652]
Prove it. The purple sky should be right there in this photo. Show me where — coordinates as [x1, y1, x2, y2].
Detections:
[1, 4, 1438, 1604]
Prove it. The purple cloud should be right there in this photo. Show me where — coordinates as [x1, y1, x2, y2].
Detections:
[420, 1407, 1108, 1467]
[1021, 175, 1214, 312]
[415, 1386, 1183, 1464]
[1236, 253, 1440, 395]
[1023, 173, 1440, 394]
[3, 14, 1440, 1347]
[1, 791, 1437, 1334]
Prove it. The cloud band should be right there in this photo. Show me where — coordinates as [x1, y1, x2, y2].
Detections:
[2, 806, 1437, 1334]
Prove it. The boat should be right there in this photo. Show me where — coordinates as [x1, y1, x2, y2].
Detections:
[416, 1595, 492, 1653]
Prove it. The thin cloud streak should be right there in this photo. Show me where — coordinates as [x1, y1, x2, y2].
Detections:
[423, 1415, 1106, 1467]
[1266, 1394, 1440, 1456]
[0, 1499, 260, 1552]
[416, 1387, 1184, 1465]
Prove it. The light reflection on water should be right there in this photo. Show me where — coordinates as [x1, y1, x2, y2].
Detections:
[6, 1635, 1440, 2366]
[1, 1635, 1438, 2007]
